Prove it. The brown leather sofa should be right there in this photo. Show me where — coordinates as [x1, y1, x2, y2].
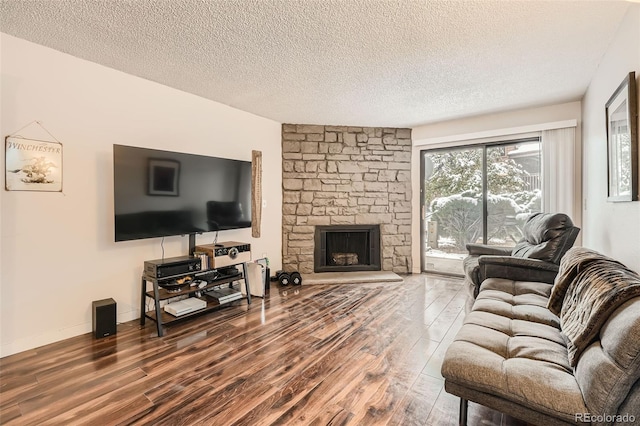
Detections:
[463, 212, 580, 299]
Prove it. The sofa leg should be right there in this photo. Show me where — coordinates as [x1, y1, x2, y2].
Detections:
[459, 398, 468, 426]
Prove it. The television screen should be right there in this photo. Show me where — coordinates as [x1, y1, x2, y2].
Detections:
[113, 144, 252, 242]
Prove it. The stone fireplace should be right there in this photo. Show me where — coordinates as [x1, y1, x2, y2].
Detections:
[314, 224, 381, 272]
[282, 124, 412, 274]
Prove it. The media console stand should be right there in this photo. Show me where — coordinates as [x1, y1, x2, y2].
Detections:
[140, 261, 250, 337]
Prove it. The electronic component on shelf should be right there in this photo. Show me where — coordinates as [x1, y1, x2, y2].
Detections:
[195, 241, 251, 268]
[164, 298, 206, 317]
[205, 286, 243, 304]
[144, 255, 201, 279]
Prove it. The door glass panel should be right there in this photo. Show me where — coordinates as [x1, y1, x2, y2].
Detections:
[421, 139, 543, 274]
[422, 147, 484, 274]
[486, 141, 542, 247]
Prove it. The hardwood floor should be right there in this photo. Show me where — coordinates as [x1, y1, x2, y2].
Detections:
[0, 274, 530, 425]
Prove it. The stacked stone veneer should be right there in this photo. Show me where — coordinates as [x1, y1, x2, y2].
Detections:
[282, 124, 412, 274]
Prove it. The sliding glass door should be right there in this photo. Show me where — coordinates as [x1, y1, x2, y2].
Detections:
[421, 139, 541, 274]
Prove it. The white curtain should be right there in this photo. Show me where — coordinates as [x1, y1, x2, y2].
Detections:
[542, 127, 578, 222]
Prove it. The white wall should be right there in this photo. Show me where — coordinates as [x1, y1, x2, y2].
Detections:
[0, 34, 283, 357]
[582, 5, 640, 272]
[410, 101, 582, 273]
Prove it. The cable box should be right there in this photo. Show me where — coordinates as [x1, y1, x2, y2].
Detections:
[164, 298, 206, 317]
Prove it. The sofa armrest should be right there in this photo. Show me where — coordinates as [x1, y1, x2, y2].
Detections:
[478, 256, 560, 284]
[466, 244, 513, 256]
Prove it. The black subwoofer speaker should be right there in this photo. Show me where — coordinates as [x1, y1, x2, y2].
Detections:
[92, 298, 116, 339]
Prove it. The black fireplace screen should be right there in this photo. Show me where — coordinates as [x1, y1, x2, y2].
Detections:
[314, 225, 381, 272]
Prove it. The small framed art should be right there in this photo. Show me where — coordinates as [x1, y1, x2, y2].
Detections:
[148, 158, 180, 196]
[605, 71, 638, 202]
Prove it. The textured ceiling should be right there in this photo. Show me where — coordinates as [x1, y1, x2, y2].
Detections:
[0, 0, 631, 128]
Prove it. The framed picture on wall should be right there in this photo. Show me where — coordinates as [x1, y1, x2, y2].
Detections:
[605, 71, 638, 202]
[148, 158, 180, 196]
[5, 136, 63, 192]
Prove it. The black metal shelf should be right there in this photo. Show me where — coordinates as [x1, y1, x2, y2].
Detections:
[140, 264, 250, 337]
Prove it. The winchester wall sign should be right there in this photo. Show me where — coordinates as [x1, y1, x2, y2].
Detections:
[5, 136, 63, 192]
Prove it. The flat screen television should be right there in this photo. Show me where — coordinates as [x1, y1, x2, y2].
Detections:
[113, 144, 252, 242]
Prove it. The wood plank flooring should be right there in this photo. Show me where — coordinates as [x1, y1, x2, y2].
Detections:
[0, 274, 530, 426]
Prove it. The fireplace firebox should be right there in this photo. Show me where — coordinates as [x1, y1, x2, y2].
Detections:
[314, 225, 381, 272]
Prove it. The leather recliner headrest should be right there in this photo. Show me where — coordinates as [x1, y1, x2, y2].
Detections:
[511, 212, 579, 264]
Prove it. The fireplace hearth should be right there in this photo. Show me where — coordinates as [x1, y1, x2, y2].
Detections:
[314, 225, 381, 272]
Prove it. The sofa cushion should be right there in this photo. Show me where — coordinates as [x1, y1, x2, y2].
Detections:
[574, 298, 640, 421]
[480, 276, 553, 299]
[475, 278, 558, 328]
[442, 280, 588, 422]
[511, 213, 578, 264]
[616, 379, 640, 422]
